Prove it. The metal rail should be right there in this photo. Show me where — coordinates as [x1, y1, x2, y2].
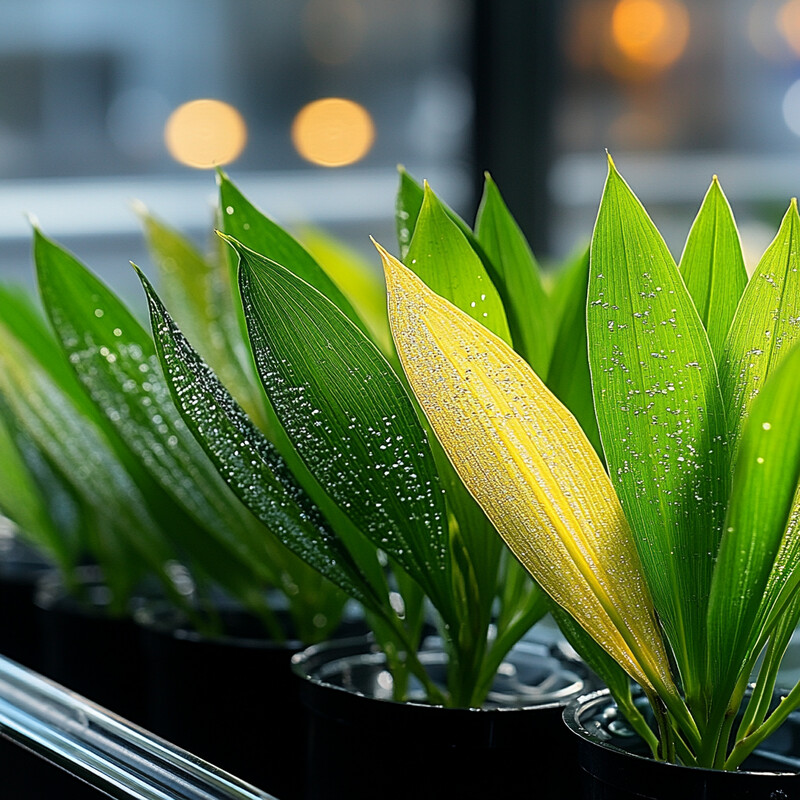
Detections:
[0, 654, 276, 799]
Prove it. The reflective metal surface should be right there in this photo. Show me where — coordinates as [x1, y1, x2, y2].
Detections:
[0, 654, 276, 799]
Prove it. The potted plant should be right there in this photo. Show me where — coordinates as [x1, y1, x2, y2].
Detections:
[121, 168, 605, 799]
[381, 154, 800, 796]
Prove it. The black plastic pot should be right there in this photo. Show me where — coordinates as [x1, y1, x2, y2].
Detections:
[293, 635, 593, 800]
[138, 602, 363, 800]
[564, 688, 800, 799]
[34, 565, 150, 725]
[0, 533, 52, 669]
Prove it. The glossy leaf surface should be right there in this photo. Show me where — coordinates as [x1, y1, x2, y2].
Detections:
[405, 184, 511, 345]
[708, 341, 800, 689]
[381, 243, 674, 694]
[678, 178, 747, 362]
[721, 201, 800, 449]
[33, 231, 287, 610]
[140, 269, 385, 614]
[218, 173, 367, 335]
[231, 236, 455, 622]
[588, 159, 729, 693]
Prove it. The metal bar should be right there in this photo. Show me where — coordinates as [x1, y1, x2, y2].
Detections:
[0, 655, 276, 799]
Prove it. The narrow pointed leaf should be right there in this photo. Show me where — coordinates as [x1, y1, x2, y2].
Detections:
[588, 159, 730, 693]
[380, 244, 675, 695]
[33, 230, 291, 607]
[678, 177, 747, 362]
[475, 174, 553, 376]
[0, 405, 69, 566]
[708, 341, 800, 689]
[230, 235, 455, 623]
[545, 248, 602, 454]
[139, 209, 261, 420]
[218, 173, 369, 337]
[406, 185, 512, 345]
[300, 226, 393, 354]
[139, 269, 386, 614]
[396, 167, 426, 259]
[0, 326, 175, 585]
[721, 200, 800, 449]
[395, 168, 477, 259]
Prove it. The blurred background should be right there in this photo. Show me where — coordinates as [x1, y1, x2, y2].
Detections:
[0, 0, 799, 296]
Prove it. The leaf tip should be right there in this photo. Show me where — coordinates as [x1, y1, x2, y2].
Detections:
[606, 149, 617, 173]
[130, 199, 149, 220]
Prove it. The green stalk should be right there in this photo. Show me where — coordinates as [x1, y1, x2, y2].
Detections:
[724, 679, 800, 770]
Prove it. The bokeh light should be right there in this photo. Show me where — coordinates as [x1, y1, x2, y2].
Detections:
[778, 0, 800, 56]
[291, 98, 375, 167]
[782, 77, 800, 135]
[609, 0, 690, 72]
[164, 99, 247, 169]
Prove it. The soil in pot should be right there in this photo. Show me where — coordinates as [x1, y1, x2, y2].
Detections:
[292, 635, 593, 800]
[564, 688, 800, 799]
[35, 565, 150, 725]
[137, 599, 366, 800]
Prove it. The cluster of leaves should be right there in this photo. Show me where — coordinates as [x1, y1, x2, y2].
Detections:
[386, 155, 800, 768]
[133, 168, 609, 707]
[0, 206, 348, 643]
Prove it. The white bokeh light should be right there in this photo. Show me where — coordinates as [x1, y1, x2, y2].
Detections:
[782, 78, 800, 135]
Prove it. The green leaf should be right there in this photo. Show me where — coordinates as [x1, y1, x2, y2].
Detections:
[229, 234, 456, 625]
[678, 177, 747, 362]
[720, 200, 800, 449]
[707, 341, 800, 693]
[406, 184, 512, 345]
[544, 248, 602, 454]
[587, 158, 730, 700]
[33, 229, 289, 616]
[300, 226, 393, 355]
[381, 242, 677, 698]
[0, 284, 92, 412]
[138, 268, 387, 616]
[138, 207, 263, 423]
[0, 403, 67, 565]
[0, 324, 173, 587]
[218, 172, 369, 337]
[475, 173, 553, 376]
[395, 167, 426, 259]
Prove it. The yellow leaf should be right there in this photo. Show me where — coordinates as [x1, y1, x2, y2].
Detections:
[377, 241, 675, 695]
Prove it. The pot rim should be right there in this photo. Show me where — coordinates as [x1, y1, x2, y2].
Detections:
[292, 634, 590, 713]
[134, 599, 304, 650]
[563, 687, 799, 778]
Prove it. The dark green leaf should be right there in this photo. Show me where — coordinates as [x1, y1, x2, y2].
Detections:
[138, 208, 262, 422]
[218, 172, 369, 336]
[139, 268, 387, 615]
[230, 235, 456, 623]
[33, 230, 289, 613]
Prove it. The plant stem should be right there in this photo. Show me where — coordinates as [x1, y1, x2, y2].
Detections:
[725, 679, 800, 770]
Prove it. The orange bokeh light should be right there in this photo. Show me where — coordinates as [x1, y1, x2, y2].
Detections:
[291, 98, 375, 167]
[164, 99, 247, 169]
[610, 0, 690, 72]
[779, 0, 800, 56]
